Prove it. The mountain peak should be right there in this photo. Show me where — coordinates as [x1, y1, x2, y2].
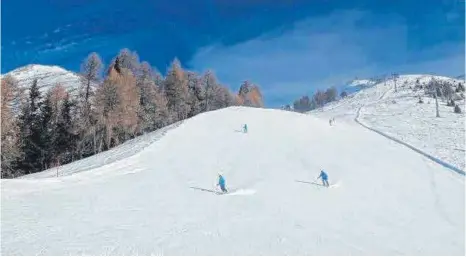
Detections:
[1, 64, 84, 94]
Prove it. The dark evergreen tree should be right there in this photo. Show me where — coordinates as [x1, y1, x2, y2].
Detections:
[313, 90, 326, 107]
[325, 87, 338, 103]
[39, 92, 54, 169]
[18, 79, 44, 173]
[293, 95, 315, 112]
[456, 82, 465, 93]
[53, 95, 76, 164]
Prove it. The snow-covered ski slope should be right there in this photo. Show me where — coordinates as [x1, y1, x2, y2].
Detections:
[18, 121, 184, 180]
[311, 74, 465, 172]
[1, 107, 465, 255]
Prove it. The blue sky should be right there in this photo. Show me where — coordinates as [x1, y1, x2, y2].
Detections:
[2, 0, 464, 106]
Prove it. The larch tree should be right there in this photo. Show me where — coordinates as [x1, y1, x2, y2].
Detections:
[203, 70, 222, 111]
[136, 62, 170, 131]
[220, 86, 237, 108]
[117, 69, 140, 141]
[78, 52, 103, 156]
[164, 58, 190, 121]
[1, 76, 22, 177]
[152, 68, 170, 128]
[111, 48, 141, 76]
[95, 63, 140, 148]
[136, 61, 158, 133]
[238, 81, 264, 107]
[313, 90, 327, 108]
[94, 70, 120, 151]
[80, 52, 102, 115]
[153, 86, 170, 129]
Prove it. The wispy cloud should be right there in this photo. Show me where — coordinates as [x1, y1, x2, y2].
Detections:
[189, 9, 463, 106]
[40, 42, 78, 53]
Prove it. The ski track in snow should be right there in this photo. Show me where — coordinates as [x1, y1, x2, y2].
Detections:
[1, 105, 465, 255]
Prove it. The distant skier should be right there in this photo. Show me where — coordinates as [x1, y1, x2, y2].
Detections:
[217, 173, 228, 193]
[243, 123, 248, 133]
[317, 170, 329, 187]
[329, 119, 333, 126]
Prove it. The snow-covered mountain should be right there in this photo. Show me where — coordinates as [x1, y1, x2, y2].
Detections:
[340, 78, 378, 94]
[310, 74, 465, 171]
[2, 106, 464, 255]
[1, 64, 86, 95]
[346, 79, 377, 88]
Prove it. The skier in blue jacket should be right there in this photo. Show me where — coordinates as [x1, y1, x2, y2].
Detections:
[243, 123, 248, 133]
[217, 173, 228, 193]
[317, 170, 329, 187]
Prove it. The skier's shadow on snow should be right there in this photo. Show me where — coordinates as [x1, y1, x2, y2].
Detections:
[295, 180, 324, 187]
[189, 186, 221, 195]
[234, 129, 245, 133]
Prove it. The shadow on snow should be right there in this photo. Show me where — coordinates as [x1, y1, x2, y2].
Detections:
[295, 180, 325, 187]
[189, 186, 222, 195]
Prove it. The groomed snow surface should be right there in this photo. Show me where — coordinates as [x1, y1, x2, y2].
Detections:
[312, 74, 465, 171]
[1, 107, 465, 255]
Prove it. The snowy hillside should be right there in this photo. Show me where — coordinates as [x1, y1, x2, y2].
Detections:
[341, 78, 378, 94]
[2, 107, 464, 255]
[1, 64, 87, 94]
[346, 79, 377, 88]
[311, 74, 465, 171]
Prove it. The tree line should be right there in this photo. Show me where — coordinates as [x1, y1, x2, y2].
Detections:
[422, 78, 464, 116]
[1, 49, 264, 178]
[285, 86, 344, 112]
